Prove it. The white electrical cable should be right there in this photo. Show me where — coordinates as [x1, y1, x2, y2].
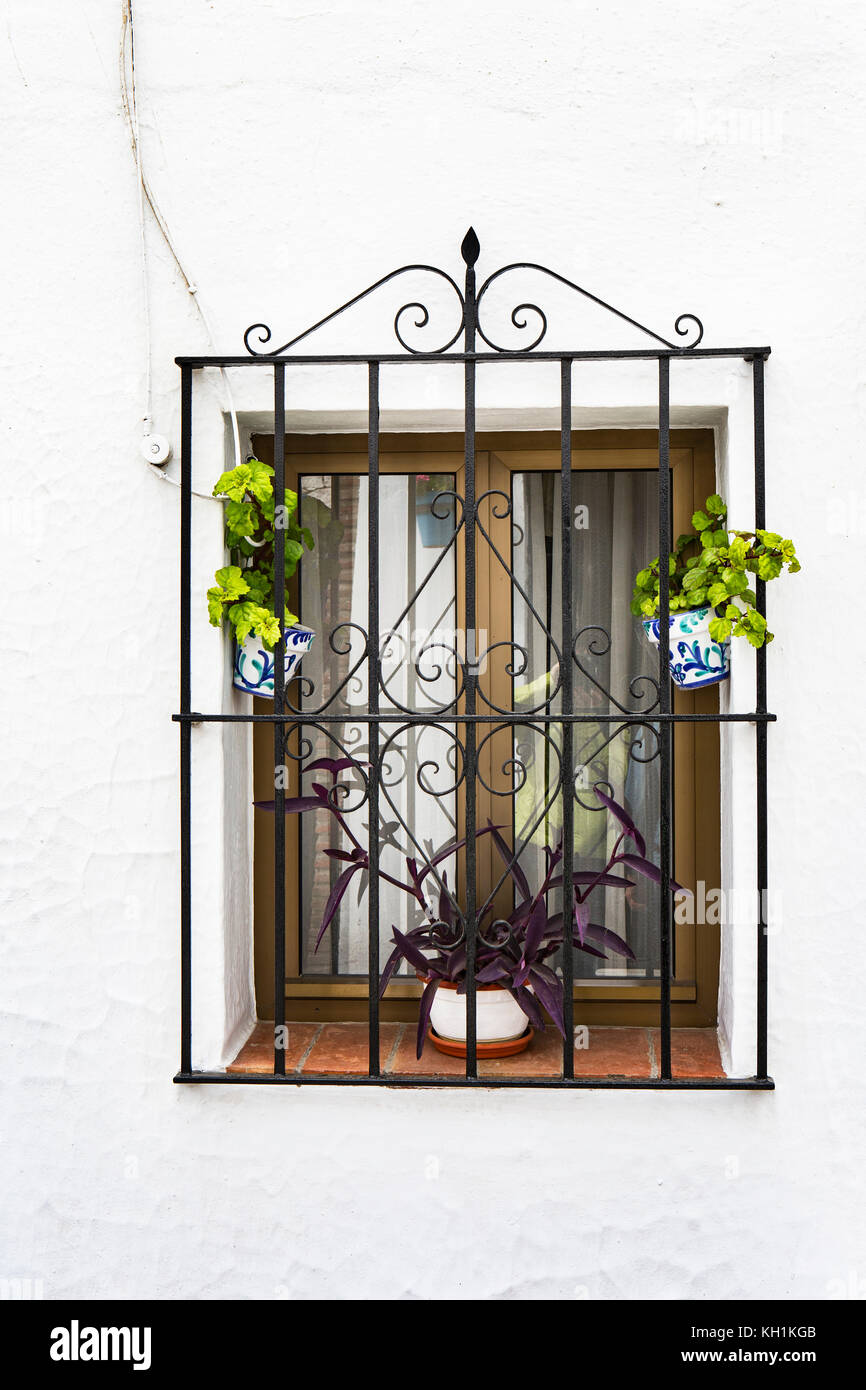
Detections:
[119, 1, 243, 492]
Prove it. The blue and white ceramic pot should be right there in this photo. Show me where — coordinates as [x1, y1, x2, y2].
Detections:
[233, 625, 315, 697]
[642, 607, 730, 690]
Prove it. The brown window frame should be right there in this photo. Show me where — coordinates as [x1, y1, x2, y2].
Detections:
[251, 429, 721, 1028]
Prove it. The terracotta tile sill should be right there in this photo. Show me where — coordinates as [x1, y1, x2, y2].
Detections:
[227, 1022, 724, 1080]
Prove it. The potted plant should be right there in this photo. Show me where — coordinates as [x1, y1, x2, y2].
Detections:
[206, 458, 316, 696]
[258, 763, 684, 1059]
[415, 473, 456, 548]
[631, 492, 800, 689]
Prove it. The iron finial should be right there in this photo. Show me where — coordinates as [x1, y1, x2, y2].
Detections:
[461, 227, 480, 267]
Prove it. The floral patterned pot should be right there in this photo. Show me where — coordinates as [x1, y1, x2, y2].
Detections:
[642, 606, 730, 690]
[233, 625, 315, 697]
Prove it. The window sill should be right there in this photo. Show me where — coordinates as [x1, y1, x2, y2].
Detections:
[224, 1021, 726, 1081]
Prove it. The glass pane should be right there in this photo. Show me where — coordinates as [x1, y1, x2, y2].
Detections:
[510, 470, 662, 979]
[297, 473, 458, 976]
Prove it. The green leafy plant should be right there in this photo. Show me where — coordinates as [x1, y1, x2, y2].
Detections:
[631, 493, 800, 648]
[207, 458, 314, 649]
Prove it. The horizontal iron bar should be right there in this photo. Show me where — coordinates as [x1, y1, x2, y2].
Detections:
[174, 710, 776, 724]
[175, 348, 772, 367]
[174, 1071, 774, 1090]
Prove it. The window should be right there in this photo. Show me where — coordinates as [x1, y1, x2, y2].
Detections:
[251, 431, 721, 1031]
[174, 229, 772, 1088]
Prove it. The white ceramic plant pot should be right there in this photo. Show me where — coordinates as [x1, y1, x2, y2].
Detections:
[429, 981, 528, 1043]
[642, 606, 730, 690]
[233, 625, 315, 697]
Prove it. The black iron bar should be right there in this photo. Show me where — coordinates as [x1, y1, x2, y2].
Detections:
[175, 1072, 775, 1090]
[174, 711, 777, 725]
[463, 240, 478, 1081]
[367, 363, 381, 1076]
[273, 364, 287, 1076]
[657, 358, 673, 1080]
[176, 348, 772, 367]
[179, 365, 192, 1076]
[560, 359, 575, 1078]
[753, 356, 769, 1080]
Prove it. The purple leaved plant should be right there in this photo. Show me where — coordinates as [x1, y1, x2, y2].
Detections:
[257, 760, 687, 1059]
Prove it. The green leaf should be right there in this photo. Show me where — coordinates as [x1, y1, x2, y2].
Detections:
[245, 458, 274, 503]
[708, 617, 732, 642]
[756, 554, 783, 581]
[705, 493, 726, 516]
[691, 509, 710, 531]
[683, 566, 709, 591]
[213, 565, 250, 600]
[728, 536, 747, 564]
[213, 464, 253, 502]
[225, 500, 259, 540]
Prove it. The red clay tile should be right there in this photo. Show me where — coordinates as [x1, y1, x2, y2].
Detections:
[572, 1026, 653, 1079]
[227, 1020, 720, 1080]
[227, 1022, 319, 1074]
[478, 1027, 563, 1079]
[388, 1027, 470, 1078]
[301, 1022, 401, 1075]
[651, 1028, 724, 1078]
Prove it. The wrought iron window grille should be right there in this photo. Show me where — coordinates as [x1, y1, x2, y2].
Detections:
[174, 229, 773, 1090]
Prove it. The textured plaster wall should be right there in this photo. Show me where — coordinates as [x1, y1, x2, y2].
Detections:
[2, 0, 865, 1300]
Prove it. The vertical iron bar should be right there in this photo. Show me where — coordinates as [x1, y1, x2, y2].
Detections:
[273, 364, 286, 1075]
[657, 358, 673, 1079]
[367, 362, 381, 1076]
[560, 359, 575, 1078]
[753, 355, 768, 1079]
[463, 236, 478, 1079]
[179, 365, 192, 1075]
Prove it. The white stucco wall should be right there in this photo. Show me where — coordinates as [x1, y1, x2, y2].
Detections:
[2, 0, 865, 1299]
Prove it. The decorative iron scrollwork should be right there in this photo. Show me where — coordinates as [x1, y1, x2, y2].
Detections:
[243, 229, 705, 357]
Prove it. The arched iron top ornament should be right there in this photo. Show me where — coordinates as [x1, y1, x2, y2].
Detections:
[243, 226, 704, 357]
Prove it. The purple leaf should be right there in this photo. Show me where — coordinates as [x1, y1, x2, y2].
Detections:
[584, 922, 636, 960]
[390, 926, 433, 976]
[253, 796, 323, 814]
[446, 943, 466, 981]
[378, 942, 405, 998]
[615, 853, 689, 894]
[527, 965, 566, 1039]
[314, 864, 363, 949]
[416, 978, 441, 1059]
[511, 985, 545, 1030]
[548, 871, 636, 893]
[486, 820, 531, 902]
[573, 892, 589, 946]
[476, 960, 510, 984]
[593, 785, 647, 857]
[574, 940, 608, 959]
[417, 825, 506, 882]
[514, 900, 548, 985]
[438, 873, 454, 927]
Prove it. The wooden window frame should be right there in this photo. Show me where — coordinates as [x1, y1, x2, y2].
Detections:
[251, 429, 721, 1027]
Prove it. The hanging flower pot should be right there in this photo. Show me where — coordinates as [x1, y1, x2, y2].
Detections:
[233, 624, 315, 697]
[632, 492, 800, 690]
[642, 607, 729, 690]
